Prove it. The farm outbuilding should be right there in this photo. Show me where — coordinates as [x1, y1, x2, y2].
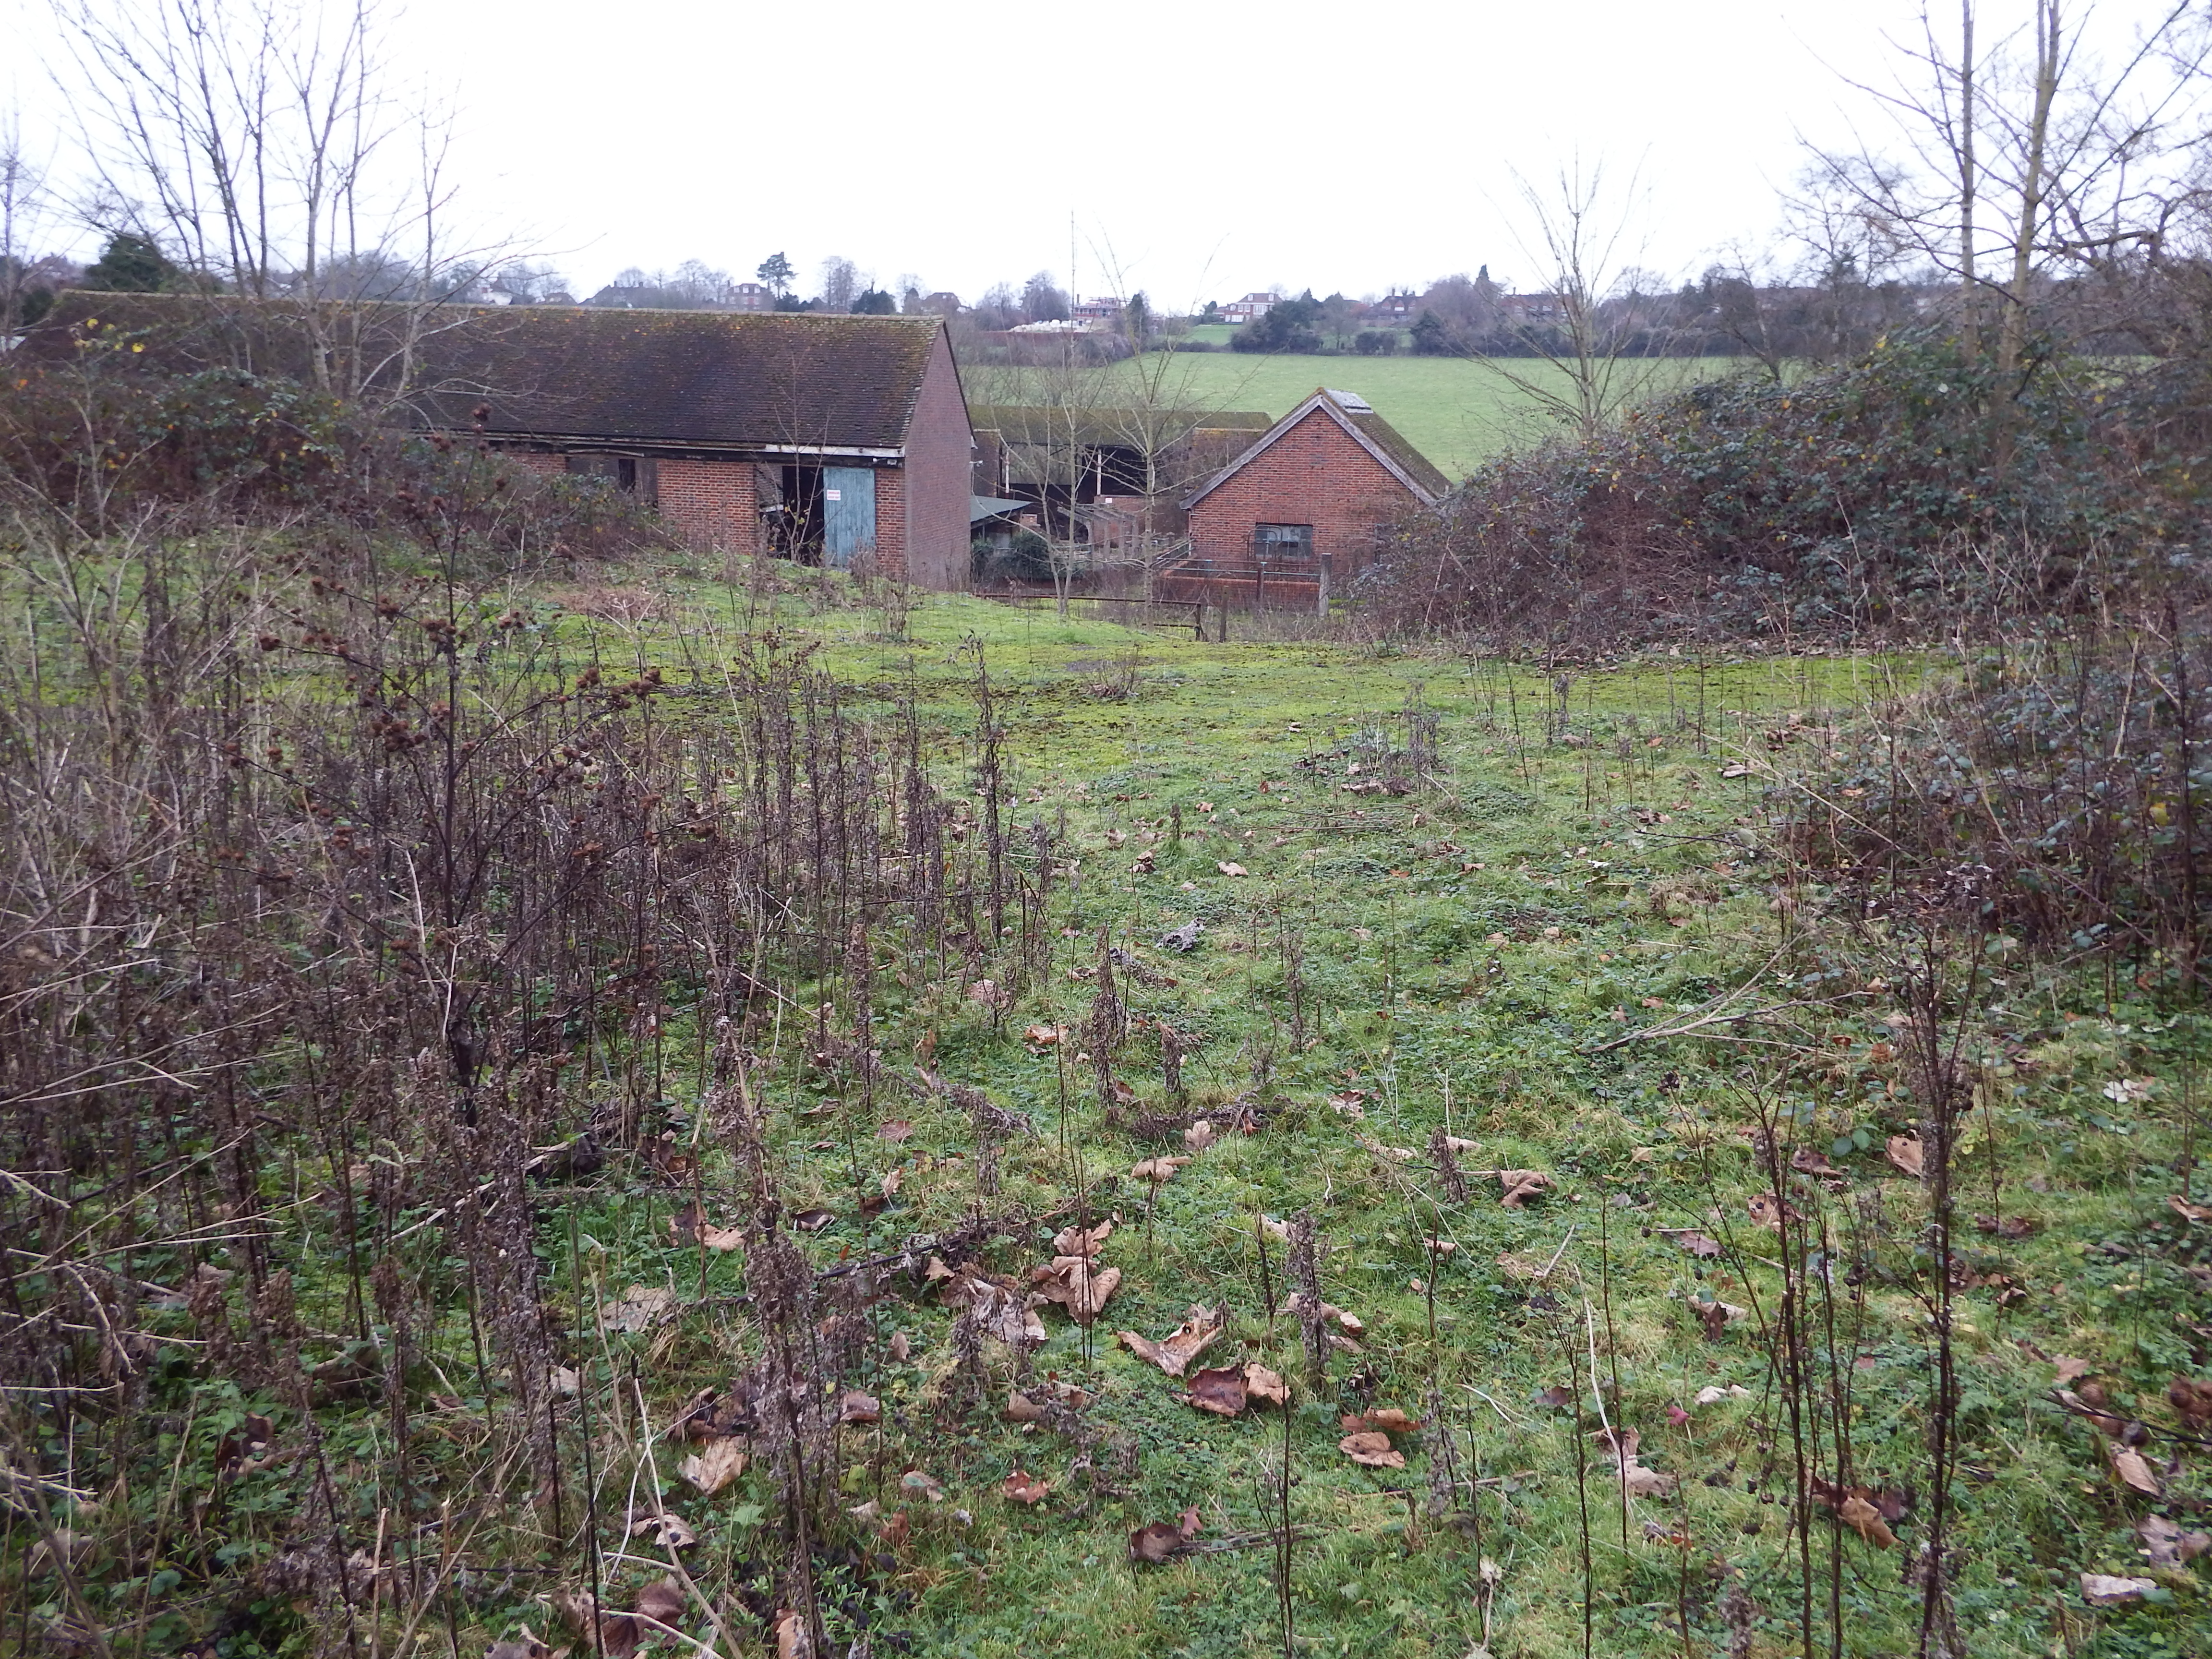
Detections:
[29, 296, 978, 588]
[1166, 386, 1450, 612]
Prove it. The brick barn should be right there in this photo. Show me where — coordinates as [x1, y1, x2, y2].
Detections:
[432, 309, 974, 587]
[1167, 387, 1449, 612]
[30, 296, 977, 588]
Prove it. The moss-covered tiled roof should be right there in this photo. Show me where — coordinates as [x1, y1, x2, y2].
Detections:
[30, 294, 947, 451]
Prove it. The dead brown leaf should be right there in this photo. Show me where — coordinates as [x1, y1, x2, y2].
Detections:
[1243, 1363, 1289, 1407]
[1972, 1212, 2038, 1239]
[1671, 1231, 1724, 1260]
[2138, 1514, 2212, 1567]
[1885, 1136, 1925, 1179]
[2112, 1444, 2163, 1497]
[1340, 1431, 1407, 1469]
[1838, 1493, 1897, 1549]
[1131, 1155, 1192, 1183]
[2169, 1376, 2212, 1431]
[1117, 1305, 1224, 1376]
[603, 1284, 678, 1334]
[1028, 1255, 1122, 1324]
[1184, 1119, 1218, 1153]
[1746, 1191, 1804, 1229]
[879, 1119, 914, 1142]
[1595, 1427, 1677, 1497]
[2081, 1573, 2159, 1606]
[1052, 1220, 1114, 1257]
[2052, 1355, 2093, 1385]
[1023, 1023, 1064, 1046]
[1217, 861, 1248, 878]
[1003, 1391, 1046, 1423]
[791, 1209, 834, 1233]
[629, 1511, 697, 1549]
[678, 1438, 747, 1496]
[837, 1390, 881, 1426]
[1187, 1366, 1249, 1418]
[900, 1468, 946, 1503]
[772, 1608, 810, 1659]
[2169, 1193, 2212, 1222]
[1002, 1468, 1050, 1505]
[633, 1580, 686, 1628]
[1498, 1169, 1553, 1208]
[1791, 1147, 1840, 1176]
[1128, 1506, 1202, 1564]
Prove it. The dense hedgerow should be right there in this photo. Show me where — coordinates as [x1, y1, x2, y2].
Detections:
[0, 349, 673, 567]
[1365, 333, 2207, 648]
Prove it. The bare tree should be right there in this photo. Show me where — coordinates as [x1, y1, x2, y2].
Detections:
[47, 0, 509, 407]
[1807, 1, 2210, 372]
[1469, 157, 1681, 444]
[0, 115, 60, 334]
[817, 256, 860, 313]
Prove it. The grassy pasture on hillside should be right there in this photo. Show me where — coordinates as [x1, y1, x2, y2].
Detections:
[982, 354, 1754, 480]
[9, 534, 2210, 1659]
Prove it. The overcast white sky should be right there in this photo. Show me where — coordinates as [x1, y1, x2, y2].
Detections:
[5, 0, 2188, 306]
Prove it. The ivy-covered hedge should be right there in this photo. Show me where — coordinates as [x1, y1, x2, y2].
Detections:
[1366, 334, 2204, 646]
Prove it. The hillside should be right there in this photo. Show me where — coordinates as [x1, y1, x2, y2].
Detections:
[9, 534, 2208, 1658]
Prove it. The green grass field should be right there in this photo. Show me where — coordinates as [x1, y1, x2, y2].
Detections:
[985, 353, 1755, 480]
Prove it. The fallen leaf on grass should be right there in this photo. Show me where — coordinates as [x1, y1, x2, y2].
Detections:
[790, 1209, 834, 1232]
[2051, 1355, 2092, 1385]
[630, 1512, 697, 1549]
[772, 1609, 809, 1659]
[1002, 1469, 1050, 1505]
[1325, 1092, 1368, 1119]
[1340, 1431, 1407, 1469]
[1217, 861, 1248, 878]
[1187, 1366, 1248, 1417]
[1498, 1170, 1552, 1208]
[1343, 1407, 1424, 1433]
[900, 1469, 946, 1503]
[1747, 1191, 1805, 1230]
[635, 1580, 686, 1628]
[1028, 1255, 1122, 1324]
[888, 1331, 911, 1362]
[1837, 1493, 1897, 1549]
[1118, 1306, 1224, 1376]
[1693, 1299, 1745, 1340]
[2169, 1194, 2212, 1223]
[1671, 1231, 1724, 1260]
[1128, 1507, 1202, 1564]
[2111, 1444, 2164, 1497]
[878, 1119, 914, 1142]
[1244, 1363, 1289, 1407]
[1131, 1155, 1191, 1183]
[2138, 1514, 2212, 1566]
[1533, 1384, 1576, 1409]
[1694, 1384, 1753, 1405]
[678, 1438, 748, 1496]
[1023, 1023, 1064, 1046]
[2080, 1573, 2159, 1606]
[838, 1390, 881, 1425]
[1595, 1427, 1676, 1497]
[1184, 1120, 1218, 1152]
[1972, 1212, 2038, 1238]
[1885, 1136, 1925, 1179]
[1790, 1147, 1840, 1177]
[603, 1284, 679, 1334]
[1053, 1220, 1114, 1256]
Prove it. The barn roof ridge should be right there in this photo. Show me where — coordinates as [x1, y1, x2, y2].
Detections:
[1179, 385, 1449, 510]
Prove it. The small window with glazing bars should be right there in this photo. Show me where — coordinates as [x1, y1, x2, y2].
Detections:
[1252, 523, 1314, 565]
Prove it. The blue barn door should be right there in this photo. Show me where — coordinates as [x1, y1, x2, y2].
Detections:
[822, 468, 877, 568]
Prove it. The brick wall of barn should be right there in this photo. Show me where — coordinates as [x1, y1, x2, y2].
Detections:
[657, 458, 760, 554]
[899, 329, 976, 591]
[1172, 408, 1421, 606]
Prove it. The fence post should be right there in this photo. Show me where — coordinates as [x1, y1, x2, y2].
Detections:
[1318, 553, 1332, 620]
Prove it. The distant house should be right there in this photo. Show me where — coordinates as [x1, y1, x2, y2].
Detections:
[32, 296, 978, 589]
[1372, 292, 1417, 321]
[1221, 292, 1277, 325]
[1070, 296, 1123, 327]
[1167, 387, 1448, 611]
[729, 282, 773, 313]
